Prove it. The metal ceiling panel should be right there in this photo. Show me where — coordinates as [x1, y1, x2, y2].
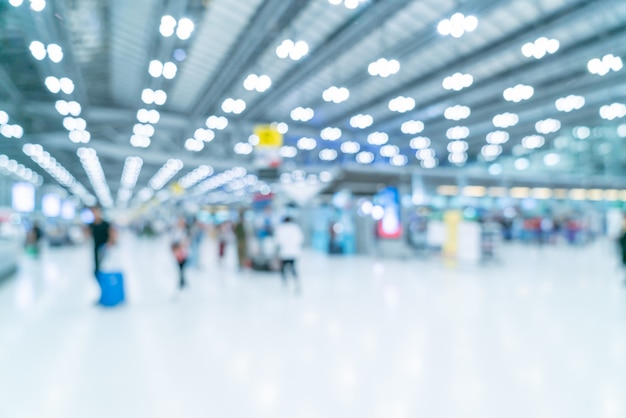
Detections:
[109, 0, 157, 107]
[168, 0, 264, 113]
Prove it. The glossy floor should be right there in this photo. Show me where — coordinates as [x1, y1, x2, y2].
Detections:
[1, 235, 625, 418]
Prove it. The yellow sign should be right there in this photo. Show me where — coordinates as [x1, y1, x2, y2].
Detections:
[170, 182, 185, 196]
[254, 125, 283, 148]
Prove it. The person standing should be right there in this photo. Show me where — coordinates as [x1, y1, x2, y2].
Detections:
[235, 210, 248, 271]
[274, 216, 304, 289]
[87, 206, 115, 277]
[619, 215, 626, 285]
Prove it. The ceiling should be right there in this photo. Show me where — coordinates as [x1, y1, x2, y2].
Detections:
[1, 0, 626, 207]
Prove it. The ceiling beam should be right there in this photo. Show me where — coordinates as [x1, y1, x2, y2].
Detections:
[325, 0, 607, 127]
[189, 0, 313, 119]
[243, 0, 413, 120]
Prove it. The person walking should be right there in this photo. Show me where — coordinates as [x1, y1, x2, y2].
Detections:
[171, 217, 190, 290]
[235, 210, 248, 271]
[274, 216, 304, 290]
[618, 215, 626, 285]
[87, 206, 115, 277]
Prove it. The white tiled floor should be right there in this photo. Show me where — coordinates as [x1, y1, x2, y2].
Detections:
[1, 234, 625, 418]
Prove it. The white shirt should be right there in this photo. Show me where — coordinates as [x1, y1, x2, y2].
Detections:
[274, 222, 304, 259]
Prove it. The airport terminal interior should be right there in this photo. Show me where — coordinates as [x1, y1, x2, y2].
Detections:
[1, 0, 626, 416]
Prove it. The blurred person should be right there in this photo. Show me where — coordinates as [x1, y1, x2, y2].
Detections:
[86, 206, 115, 277]
[274, 216, 304, 289]
[619, 215, 626, 285]
[217, 221, 233, 265]
[235, 210, 248, 271]
[187, 217, 204, 268]
[171, 217, 190, 290]
[25, 221, 44, 257]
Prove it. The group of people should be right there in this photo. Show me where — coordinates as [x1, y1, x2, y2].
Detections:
[85, 206, 305, 302]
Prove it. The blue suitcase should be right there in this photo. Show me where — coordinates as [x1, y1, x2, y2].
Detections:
[97, 271, 125, 307]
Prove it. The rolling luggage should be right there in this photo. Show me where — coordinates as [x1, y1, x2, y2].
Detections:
[97, 245, 125, 307]
[97, 271, 125, 307]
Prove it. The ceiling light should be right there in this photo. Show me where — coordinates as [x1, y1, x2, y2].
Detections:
[290, 107, 314, 122]
[442, 72, 473, 91]
[319, 148, 338, 161]
[30, 0, 46, 12]
[421, 158, 438, 169]
[0, 111, 8, 125]
[447, 140, 468, 153]
[486, 130, 509, 144]
[437, 13, 478, 38]
[273, 122, 288, 134]
[276, 39, 309, 61]
[149, 159, 184, 190]
[390, 154, 408, 167]
[234, 142, 253, 155]
[573, 126, 590, 139]
[514, 157, 530, 170]
[280, 146, 297, 158]
[488, 163, 503, 176]
[340, 141, 360, 154]
[535, 118, 561, 134]
[46, 44, 63, 63]
[149, 60, 163, 78]
[588, 54, 623, 76]
[368, 58, 400, 78]
[45, 76, 61, 93]
[356, 151, 374, 164]
[77, 147, 113, 208]
[130, 135, 151, 148]
[68, 130, 90, 144]
[481, 144, 502, 160]
[503, 84, 534, 102]
[448, 152, 468, 164]
[194, 128, 215, 142]
[184, 138, 204, 152]
[555, 95, 585, 112]
[367, 131, 389, 145]
[29, 41, 46, 60]
[243, 74, 272, 92]
[401, 120, 424, 134]
[521, 37, 559, 59]
[205, 115, 228, 130]
[322, 86, 349, 103]
[179, 165, 214, 189]
[160, 15, 176, 37]
[444, 105, 471, 121]
[522, 134, 545, 149]
[222, 98, 246, 114]
[380, 144, 399, 157]
[389, 96, 415, 113]
[543, 153, 560, 166]
[57, 77, 74, 94]
[67, 101, 81, 116]
[297, 137, 317, 150]
[599, 103, 626, 120]
[9, 0, 24, 6]
[350, 113, 373, 129]
[1, 124, 23, 139]
[409, 136, 430, 149]
[492, 112, 519, 128]
[446, 125, 469, 140]
[176, 18, 195, 40]
[55, 100, 69, 116]
[320, 127, 342, 141]
[617, 124, 626, 138]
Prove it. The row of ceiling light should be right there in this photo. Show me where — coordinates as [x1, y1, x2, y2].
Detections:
[0, 154, 42, 185]
[22, 143, 95, 205]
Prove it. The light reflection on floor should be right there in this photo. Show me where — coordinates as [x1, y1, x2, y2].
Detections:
[0, 234, 625, 418]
